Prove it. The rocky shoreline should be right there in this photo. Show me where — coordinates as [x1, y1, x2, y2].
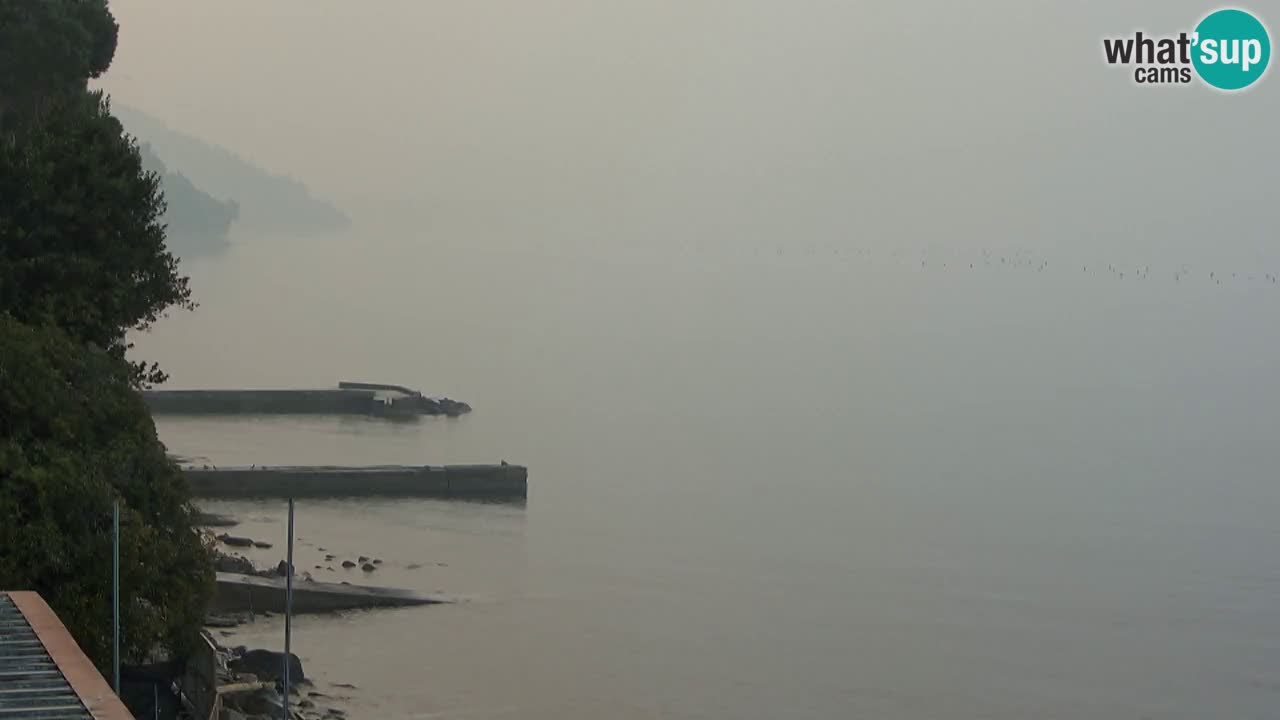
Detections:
[200, 514, 434, 719]
[212, 536, 385, 583]
[206, 635, 354, 720]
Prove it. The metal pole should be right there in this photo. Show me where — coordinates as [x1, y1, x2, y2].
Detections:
[112, 501, 120, 694]
[282, 498, 294, 719]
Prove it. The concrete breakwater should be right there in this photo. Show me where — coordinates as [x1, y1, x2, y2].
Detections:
[143, 381, 472, 417]
[184, 463, 528, 500]
[211, 572, 451, 614]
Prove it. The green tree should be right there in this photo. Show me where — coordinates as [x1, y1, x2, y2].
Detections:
[0, 91, 193, 385]
[0, 0, 213, 676]
[0, 315, 214, 671]
[0, 0, 117, 122]
[2, 0, 189, 386]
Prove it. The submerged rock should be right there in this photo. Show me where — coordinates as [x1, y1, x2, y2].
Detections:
[224, 687, 281, 717]
[421, 396, 471, 417]
[229, 649, 305, 683]
[218, 534, 255, 548]
[360, 563, 375, 572]
[213, 552, 257, 575]
[341, 560, 356, 568]
[252, 541, 273, 549]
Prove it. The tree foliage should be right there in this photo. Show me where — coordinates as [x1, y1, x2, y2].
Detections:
[0, 0, 117, 121]
[0, 0, 213, 676]
[0, 0, 197, 384]
[0, 315, 214, 672]
[1, 92, 192, 386]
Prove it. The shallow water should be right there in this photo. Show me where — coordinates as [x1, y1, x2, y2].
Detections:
[147, 230, 1280, 719]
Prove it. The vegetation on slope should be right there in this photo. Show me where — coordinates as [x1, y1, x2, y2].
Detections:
[115, 103, 350, 235]
[0, 0, 213, 674]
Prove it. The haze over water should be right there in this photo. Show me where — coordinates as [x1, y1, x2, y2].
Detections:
[105, 1, 1280, 717]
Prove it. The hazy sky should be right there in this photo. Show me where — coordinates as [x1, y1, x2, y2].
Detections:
[98, 9, 1280, 718]
[100, 1, 1278, 266]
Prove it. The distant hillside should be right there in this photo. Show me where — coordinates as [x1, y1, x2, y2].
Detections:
[115, 104, 350, 235]
[138, 143, 238, 251]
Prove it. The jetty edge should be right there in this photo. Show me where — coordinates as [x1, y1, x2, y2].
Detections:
[143, 380, 472, 418]
[183, 463, 528, 499]
[211, 572, 452, 614]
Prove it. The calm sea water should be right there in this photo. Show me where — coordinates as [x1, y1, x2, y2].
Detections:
[142, 227, 1280, 720]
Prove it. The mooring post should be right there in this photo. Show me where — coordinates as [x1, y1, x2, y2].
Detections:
[113, 500, 120, 694]
[282, 498, 295, 719]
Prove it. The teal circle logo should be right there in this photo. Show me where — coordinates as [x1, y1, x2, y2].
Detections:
[1192, 9, 1271, 90]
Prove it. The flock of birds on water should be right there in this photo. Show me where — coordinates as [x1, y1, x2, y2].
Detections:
[723, 244, 1280, 290]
